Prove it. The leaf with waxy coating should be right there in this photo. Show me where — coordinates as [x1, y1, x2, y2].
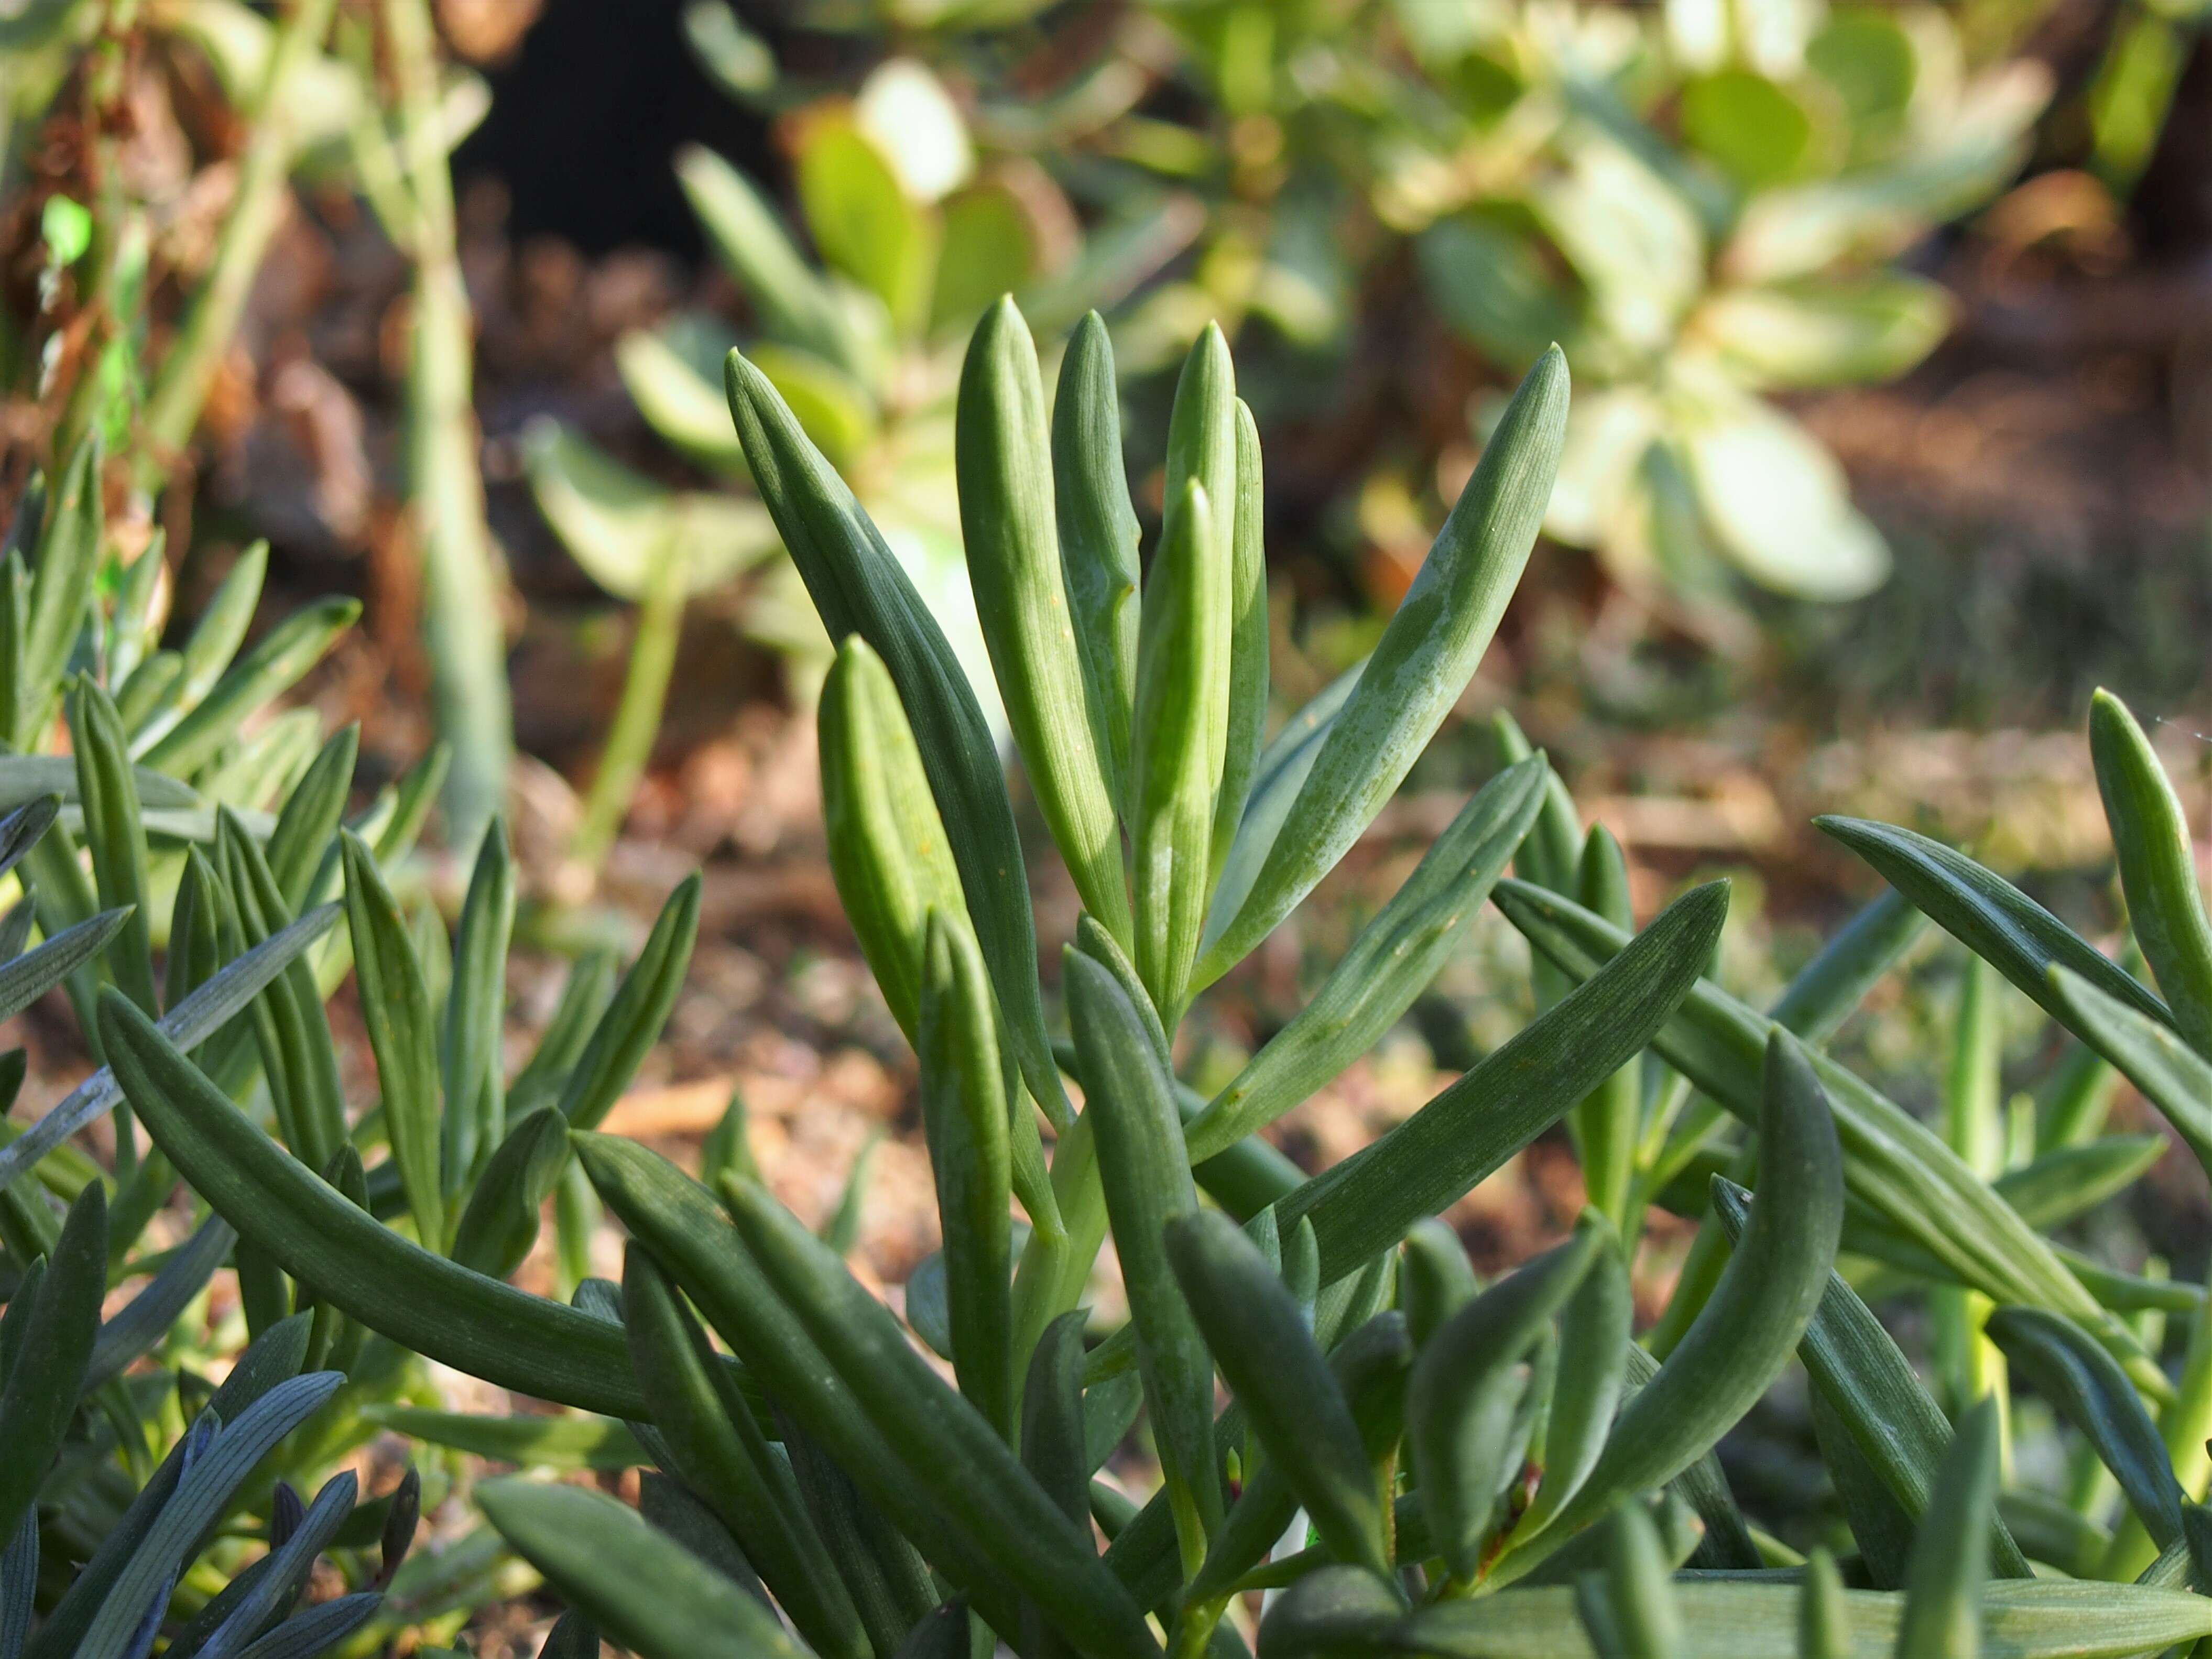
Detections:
[1069, 948, 1221, 1554]
[1710, 1180, 2033, 1579]
[725, 348, 1067, 1128]
[478, 1478, 813, 1659]
[2089, 688, 2212, 1056]
[1817, 813, 2175, 1037]
[1988, 1305, 2184, 1552]
[918, 910, 1015, 1439]
[956, 298, 1129, 946]
[1491, 1032, 1841, 1584]
[1278, 880, 1727, 1281]
[1129, 479, 1226, 1022]
[1409, 1220, 1609, 1576]
[341, 831, 443, 1248]
[101, 989, 701, 1419]
[1893, 1396, 2003, 1659]
[1196, 348, 1568, 987]
[1185, 757, 1545, 1161]
[1051, 312, 1140, 817]
[1167, 1210, 1388, 1576]
[1492, 878, 2167, 1399]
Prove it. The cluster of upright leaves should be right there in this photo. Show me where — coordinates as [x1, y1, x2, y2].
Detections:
[367, 302, 2210, 1659]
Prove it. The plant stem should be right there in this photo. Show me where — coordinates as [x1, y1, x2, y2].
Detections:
[134, 0, 339, 491]
[384, 0, 512, 850]
[571, 543, 685, 874]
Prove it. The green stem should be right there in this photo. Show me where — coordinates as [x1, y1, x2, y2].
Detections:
[572, 545, 685, 873]
[134, 0, 340, 489]
[384, 0, 513, 850]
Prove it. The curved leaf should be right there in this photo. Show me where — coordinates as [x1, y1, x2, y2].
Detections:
[1494, 1032, 1840, 1582]
[1196, 347, 1567, 986]
[1185, 757, 1545, 1161]
[1279, 880, 1728, 1281]
[477, 1478, 811, 1659]
[725, 348, 1066, 1127]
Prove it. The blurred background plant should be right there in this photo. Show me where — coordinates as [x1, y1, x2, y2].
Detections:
[524, 45, 1204, 884]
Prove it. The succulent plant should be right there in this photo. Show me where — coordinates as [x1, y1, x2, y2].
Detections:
[55, 294, 2212, 1657]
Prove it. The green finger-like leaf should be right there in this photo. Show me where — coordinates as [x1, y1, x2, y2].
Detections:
[1021, 1312, 1095, 1545]
[1212, 398, 1268, 884]
[0, 1184, 103, 1544]
[1202, 666, 1360, 958]
[1987, 1306, 2184, 1551]
[1816, 813, 2175, 1035]
[1130, 478, 1227, 1023]
[265, 725, 358, 915]
[1799, 1549, 1849, 1659]
[77, 1372, 342, 1659]
[449, 1107, 569, 1281]
[1185, 757, 1545, 1162]
[957, 298, 1130, 947]
[1386, 1578, 2212, 1659]
[16, 439, 100, 749]
[717, 1174, 1165, 1659]
[725, 348, 1066, 1129]
[2089, 689, 2212, 1055]
[340, 831, 442, 1248]
[1497, 1032, 1840, 1582]
[357, 1406, 644, 1470]
[443, 816, 516, 1187]
[477, 1477, 811, 1659]
[820, 636, 972, 1044]
[142, 598, 359, 779]
[621, 1243, 868, 1659]
[1710, 1181, 2033, 1579]
[779, 1409, 937, 1654]
[1186, 1311, 1414, 1607]
[0, 760, 195, 817]
[68, 678, 157, 1013]
[2046, 965, 2212, 1181]
[1520, 1220, 1630, 1541]
[1052, 312, 1140, 819]
[559, 874, 700, 1130]
[175, 542, 269, 720]
[1494, 879, 2165, 1398]
[101, 989, 674, 1417]
[0, 899, 339, 1197]
[0, 904, 133, 1026]
[574, 1131, 1026, 1634]
[1568, 824, 1638, 1221]
[1410, 1220, 1606, 1577]
[1254, 1565, 1402, 1659]
[1583, 1501, 1682, 1659]
[1156, 326, 1238, 900]
[1167, 1210, 1387, 1577]
[1894, 1395, 2002, 1659]
[1400, 1219, 1479, 1349]
[1197, 348, 1568, 986]
[1068, 947, 1221, 1558]
[1280, 880, 1727, 1281]
[221, 811, 346, 1172]
[919, 911, 1015, 1440]
[1999, 1134, 2166, 1230]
